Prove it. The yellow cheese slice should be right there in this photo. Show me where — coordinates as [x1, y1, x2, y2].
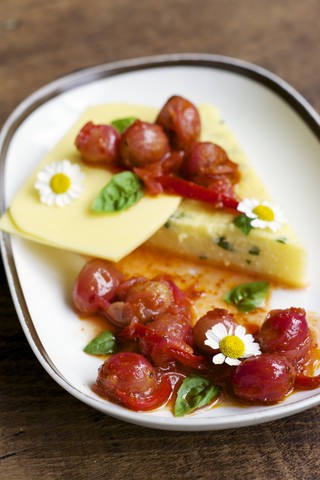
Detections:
[0, 104, 181, 261]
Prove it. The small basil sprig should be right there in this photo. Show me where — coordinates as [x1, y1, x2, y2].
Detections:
[224, 281, 269, 313]
[174, 374, 219, 417]
[92, 171, 144, 213]
[233, 213, 254, 235]
[111, 116, 137, 133]
[84, 330, 118, 355]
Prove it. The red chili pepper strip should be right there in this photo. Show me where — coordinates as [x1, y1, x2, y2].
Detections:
[295, 374, 320, 389]
[119, 321, 209, 371]
[156, 175, 239, 211]
[167, 344, 209, 371]
[119, 320, 161, 343]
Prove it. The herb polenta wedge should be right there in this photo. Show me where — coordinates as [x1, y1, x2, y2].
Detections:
[147, 103, 307, 287]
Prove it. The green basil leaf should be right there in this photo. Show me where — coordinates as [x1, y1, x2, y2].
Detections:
[84, 330, 117, 355]
[92, 171, 144, 213]
[174, 374, 219, 417]
[111, 117, 137, 133]
[233, 213, 254, 235]
[224, 281, 269, 312]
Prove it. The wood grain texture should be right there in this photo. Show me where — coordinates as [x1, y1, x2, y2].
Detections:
[1, 1, 320, 479]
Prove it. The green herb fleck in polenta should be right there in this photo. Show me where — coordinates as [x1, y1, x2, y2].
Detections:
[248, 246, 260, 256]
[276, 237, 287, 244]
[216, 237, 234, 251]
[170, 210, 189, 221]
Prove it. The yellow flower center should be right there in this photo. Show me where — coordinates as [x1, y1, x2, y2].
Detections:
[50, 173, 71, 194]
[219, 335, 245, 359]
[252, 205, 275, 222]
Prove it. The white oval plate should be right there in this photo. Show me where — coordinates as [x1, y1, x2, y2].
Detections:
[1, 54, 320, 431]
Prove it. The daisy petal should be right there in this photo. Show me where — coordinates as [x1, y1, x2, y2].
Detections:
[227, 325, 235, 336]
[205, 330, 221, 343]
[243, 333, 254, 343]
[234, 325, 246, 338]
[244, 346, 260, 355]
[212, 353, 226, 365]
[225, 357, 241, 366]
[211, 323, 228, 341]
[204, 338, 219, 350]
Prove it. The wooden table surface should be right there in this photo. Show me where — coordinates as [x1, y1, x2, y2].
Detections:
[1, 1, 320, 479]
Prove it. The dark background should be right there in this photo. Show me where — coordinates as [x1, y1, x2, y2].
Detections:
[1, 1, 320, 479]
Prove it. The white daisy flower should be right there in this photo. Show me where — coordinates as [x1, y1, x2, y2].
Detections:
[204, 323, 261, 366]
[35, 159, 84, 207]
[237, 198, 286, 232]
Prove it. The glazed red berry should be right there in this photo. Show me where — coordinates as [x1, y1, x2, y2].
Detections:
[231, 353, 295, 404]
[182, 142, 239, 187]
[75, 122, 120, 164]
[156, 95, 201, 151]
[72, 259, 123, 314]
[258, 307, 312, 368]
[93, 352, 172, 411]
[119, 120, 170, 168]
